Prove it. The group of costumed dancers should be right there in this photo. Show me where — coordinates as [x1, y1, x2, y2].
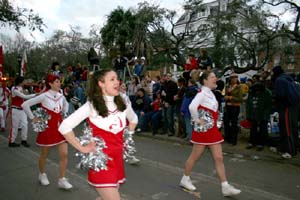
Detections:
[6, 69, 240, 200]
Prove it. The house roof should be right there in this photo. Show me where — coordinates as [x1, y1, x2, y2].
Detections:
[175, 0, 219, 25]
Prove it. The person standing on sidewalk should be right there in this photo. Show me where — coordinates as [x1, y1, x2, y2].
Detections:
[271, 66, 300, 159]
[174, 78, 186, 138]
[180, 79, 198, 141]
[223, 73, 243, 145]
[245, 82, 272, 151]
[22, 74, 73, 189]
[161, 73, 178, 136]
[59, 69, 138, 200]
[180, 71, 241, 197]
[8, 76, 36, 147]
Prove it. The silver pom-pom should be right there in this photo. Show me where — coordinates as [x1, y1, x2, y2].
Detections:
[217, 112, 223, 128]
[75, 125, 111, 172]
[32, 107, 51, 132]
[192, 109, 214, 132]
[123, 128, 137, 162]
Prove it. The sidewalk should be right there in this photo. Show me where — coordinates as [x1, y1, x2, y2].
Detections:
[135, 128, 300, 167]
[0, 134, 97, 200]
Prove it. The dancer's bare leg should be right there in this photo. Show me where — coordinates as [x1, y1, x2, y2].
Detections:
[39, 146, 50, 173]
[184, 144, 206, 176]
[209, 143, 227, 182]
[95, 187, 120, 200]
[57, 142, 68, 178]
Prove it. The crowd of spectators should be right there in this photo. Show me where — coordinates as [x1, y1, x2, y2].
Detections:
[19, 48, 300, 160]
[119, 48, 300, 160]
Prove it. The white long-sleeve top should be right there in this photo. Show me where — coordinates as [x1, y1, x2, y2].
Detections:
[12, 86, 36, 99]
[58, 95, 138, 135]
[189, 86, 218, 121]
[22, 90, 69, 119]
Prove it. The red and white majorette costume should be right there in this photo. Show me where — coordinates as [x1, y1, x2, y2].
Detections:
[9, 86, 36, 143]
[189, 86, 224, 145]
[59, 95, 138, 188]
[22, 90, 69, 146]
[0, 86, 10, 129]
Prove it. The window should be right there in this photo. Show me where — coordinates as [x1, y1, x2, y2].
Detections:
[222, 4, 226, 11]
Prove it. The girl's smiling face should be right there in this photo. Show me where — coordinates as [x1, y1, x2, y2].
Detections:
[98, 71, 120, 96]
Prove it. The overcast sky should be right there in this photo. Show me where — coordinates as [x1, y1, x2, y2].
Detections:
[1, 0, 295, 43]
[3, 0, 186, 42]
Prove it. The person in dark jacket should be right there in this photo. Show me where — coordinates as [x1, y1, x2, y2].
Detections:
[175, 78, 186, 138]
[213, 80, 225, 112]
[180, 79, 198, 140]
[161, 73, 178, 136]
[152, 75, 161, 100]
[197, 48, 212, 70]
[87, 47, 99, 66]
[132, 88, 152, 132]
[246, 82, 272, 151]
[113, 53, 127, 80]
[272, 66, 300, 158]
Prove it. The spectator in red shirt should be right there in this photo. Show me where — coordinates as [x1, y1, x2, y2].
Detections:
[184, 54, 198, 71]
[183, 54, 198, 81]
[142, 92, 163, 135]
[81, 66, 88, 81]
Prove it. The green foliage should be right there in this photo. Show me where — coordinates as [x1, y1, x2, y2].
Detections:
[0, 0, 45, 32]
[100, 7, 136, 54]
[3, 51, 18, 76]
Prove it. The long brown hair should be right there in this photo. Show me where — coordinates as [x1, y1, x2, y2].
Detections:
[87, 69, 126, 117]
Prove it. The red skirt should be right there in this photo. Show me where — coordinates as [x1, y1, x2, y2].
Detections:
[191, 105, 224, 145]
[36, 107, 66, 146]
[87, 121, 125, 188]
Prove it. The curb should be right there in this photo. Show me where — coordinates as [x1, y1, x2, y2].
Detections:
[135, 132, 300, 167]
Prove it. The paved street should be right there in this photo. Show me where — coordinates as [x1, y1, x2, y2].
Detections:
[0, 124, 300, 200]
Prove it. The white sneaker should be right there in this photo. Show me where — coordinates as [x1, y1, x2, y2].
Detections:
[58, 177, 73, 190]
[128, 156, 140, 165]
[39, 173, 50, 186]
[180, 175, 196, 191]
[222, 184, 241, 196]
[282, 152, 292, 159]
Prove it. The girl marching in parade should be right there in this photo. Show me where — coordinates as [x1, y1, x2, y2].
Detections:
[179, 71, 241, 197]
[9, 76, 36, 147]
[22, 74, 73, 189]
[58, 69, 138, 200]
[0, 81, 10, 132]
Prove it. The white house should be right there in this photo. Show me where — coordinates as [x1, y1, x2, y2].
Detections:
[174, 0, 231, 48]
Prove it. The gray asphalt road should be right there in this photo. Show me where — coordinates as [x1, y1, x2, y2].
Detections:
[1, 125, 299, 200]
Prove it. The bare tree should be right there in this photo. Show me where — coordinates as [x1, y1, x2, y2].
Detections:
[260, 0, 300, 43]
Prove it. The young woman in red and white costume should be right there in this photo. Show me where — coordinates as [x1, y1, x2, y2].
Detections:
[0, 81, 10, 131]
[179, 71, 241, 197]
[9, 76, 36, 147]
[22, 74, 73, 190]
[59, 69, 138, 200]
